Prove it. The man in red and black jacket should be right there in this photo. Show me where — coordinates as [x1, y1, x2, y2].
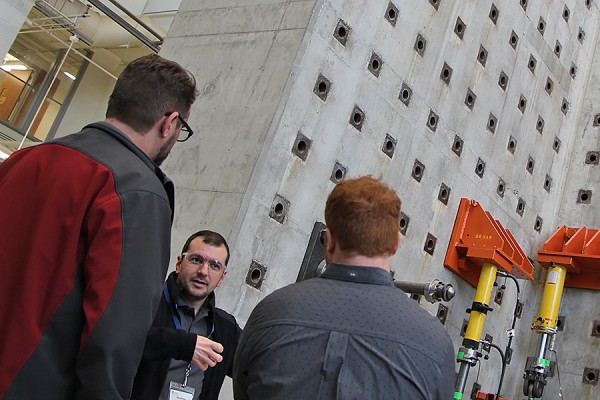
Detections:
[0, 54, 198, 399]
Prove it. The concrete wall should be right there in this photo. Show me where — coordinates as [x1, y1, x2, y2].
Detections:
[0, 0, 33, 61]
[161, 1, 600, 399]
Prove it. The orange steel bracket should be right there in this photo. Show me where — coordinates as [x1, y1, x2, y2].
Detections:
[537, 226, 600, 290]
[444, 198, 535, 287]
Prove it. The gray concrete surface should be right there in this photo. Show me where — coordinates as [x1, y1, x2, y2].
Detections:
[162, 1, 600, 399]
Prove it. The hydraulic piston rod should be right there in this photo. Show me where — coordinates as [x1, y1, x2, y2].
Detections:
[455, 263, 498, 399]
[523, 262, 567, 398]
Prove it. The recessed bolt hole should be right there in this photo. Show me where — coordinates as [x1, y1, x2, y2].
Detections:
[429, 116, 436, 126]
[417, 40, 424, 50]
[426, 240, 434, 251]
[297, 140, 306, 153]
[440, 189, 448, 199]
[318, 82, 327, 93]
[353, 113, 362, 124]
[385, 140, 393, 151]
[335, 169, 343, 180]
[400, 219, 406, 229]
[595, 325, 600, 335]
[414, 166, 422, 176]
[467, 95, 473, 105]
[546, 78, 554, 94]
[587, 372, 596, 382]
[338, 26, 346, 38]
[250, 268, 262, 283]
[388, 8, 396, 20]
[581, 193, 589, 202]
[371, 59, 380, 70]
[402, 89, 409, 99]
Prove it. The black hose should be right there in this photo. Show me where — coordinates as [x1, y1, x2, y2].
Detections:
[480, 340, 506, 397]
[493, 271, 521, 398]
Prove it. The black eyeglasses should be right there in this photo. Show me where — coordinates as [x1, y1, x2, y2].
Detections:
[164, 112, 194, 142]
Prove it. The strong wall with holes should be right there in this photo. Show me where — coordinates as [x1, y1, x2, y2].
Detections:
[162, 0, 600, 398]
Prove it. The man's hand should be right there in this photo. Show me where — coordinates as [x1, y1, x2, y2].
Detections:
[192, 336, 224, 371]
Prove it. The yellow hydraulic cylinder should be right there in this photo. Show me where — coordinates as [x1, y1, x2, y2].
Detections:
[532, 263, 567, 332]
[464, 263, 498, 344]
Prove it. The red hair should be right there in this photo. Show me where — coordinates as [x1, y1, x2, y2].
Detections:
[325, 176, 401, 257]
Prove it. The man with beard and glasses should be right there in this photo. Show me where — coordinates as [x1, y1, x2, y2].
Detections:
[132, 230, 242, 400]
[0, 54, 197, 400]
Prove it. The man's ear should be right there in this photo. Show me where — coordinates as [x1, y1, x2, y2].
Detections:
[325, 228, 336, 255]
[175, 254, 183, 274]
[391, 231, 401, 255]
[161, 112, 178, 138]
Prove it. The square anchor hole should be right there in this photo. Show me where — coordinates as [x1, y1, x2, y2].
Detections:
[381, 133, 397, 159]
[245, 260, 267, 290]
[489, 4, 499, 24]
[586, 151, 599, 165]
[349, 105, 365, 131]
[436, 303, 448, 325]
[414, 33, 427, 56]
[438, 183, 451, 205]
[412, 159, 425, 182]
[399, 212, 410, 236]
[498, 71, 509, 90]
[333, 19, 350, 46]
[497, 178, 506, 198]
[583, 367, 599, 385]
[464, 88, 476, 110]
[368, 52, 383, 77]
[427, 109, 438, 132]
[385, 2, 399, 26]
[424, 233, 437, 255]
[477, 45, 488, 67]
[440, 62, 453, 85]
[454, 17, 466, 39]
[399, 82, 412, 106]
[487, 113, 497, 133]
[269, 194, 290, 224]
[330, 161, 347, 184]
[577, 189, 592, 204]
[516, 198, 526, 216]
[475, 158, 485, 178]
[291, 131, 312, 161]
[313, 74, 331, 102]
[452, 135, 463, 157]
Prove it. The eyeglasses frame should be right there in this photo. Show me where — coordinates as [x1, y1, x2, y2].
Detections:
[164, 112, 194, 142]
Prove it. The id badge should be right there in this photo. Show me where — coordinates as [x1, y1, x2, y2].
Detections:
[169, 381, 195, 400]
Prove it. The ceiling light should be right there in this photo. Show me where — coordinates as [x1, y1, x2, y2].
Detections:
[64, 71, 76, 80]
[1, 64, 27, 72]
[0, 149, 10, 160]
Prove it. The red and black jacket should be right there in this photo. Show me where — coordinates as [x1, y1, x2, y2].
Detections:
[0, 122, 174, 399]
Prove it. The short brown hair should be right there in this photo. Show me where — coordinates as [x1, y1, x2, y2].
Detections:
[106, 54, 198, 133]
[181, 230, 230, 265]
[325, 176, 401, 257]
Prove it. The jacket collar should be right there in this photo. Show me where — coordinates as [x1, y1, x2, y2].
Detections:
[83, 121, 175, 221]
[320, 263, 394, 287]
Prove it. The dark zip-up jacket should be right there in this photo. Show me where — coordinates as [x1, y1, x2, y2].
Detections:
[0, 122, 174, 399]
[131, 272, 242, 400]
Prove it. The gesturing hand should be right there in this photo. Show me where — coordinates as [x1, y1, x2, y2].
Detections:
[192, 336, 224, 371]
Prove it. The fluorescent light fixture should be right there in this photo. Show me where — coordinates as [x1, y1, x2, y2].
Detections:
[0, 149, 10, 160]
[1, 64, 27, 72]
[64, 71, 76, 80]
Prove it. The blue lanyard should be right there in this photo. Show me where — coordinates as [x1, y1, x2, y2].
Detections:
[163, 282, 215, 337]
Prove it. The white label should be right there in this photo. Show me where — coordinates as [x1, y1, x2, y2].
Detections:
[169, 382, 195, 400]
[547, 271, 559, 285]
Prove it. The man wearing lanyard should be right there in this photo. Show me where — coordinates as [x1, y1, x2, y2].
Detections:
[132, 230, 242, 400]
